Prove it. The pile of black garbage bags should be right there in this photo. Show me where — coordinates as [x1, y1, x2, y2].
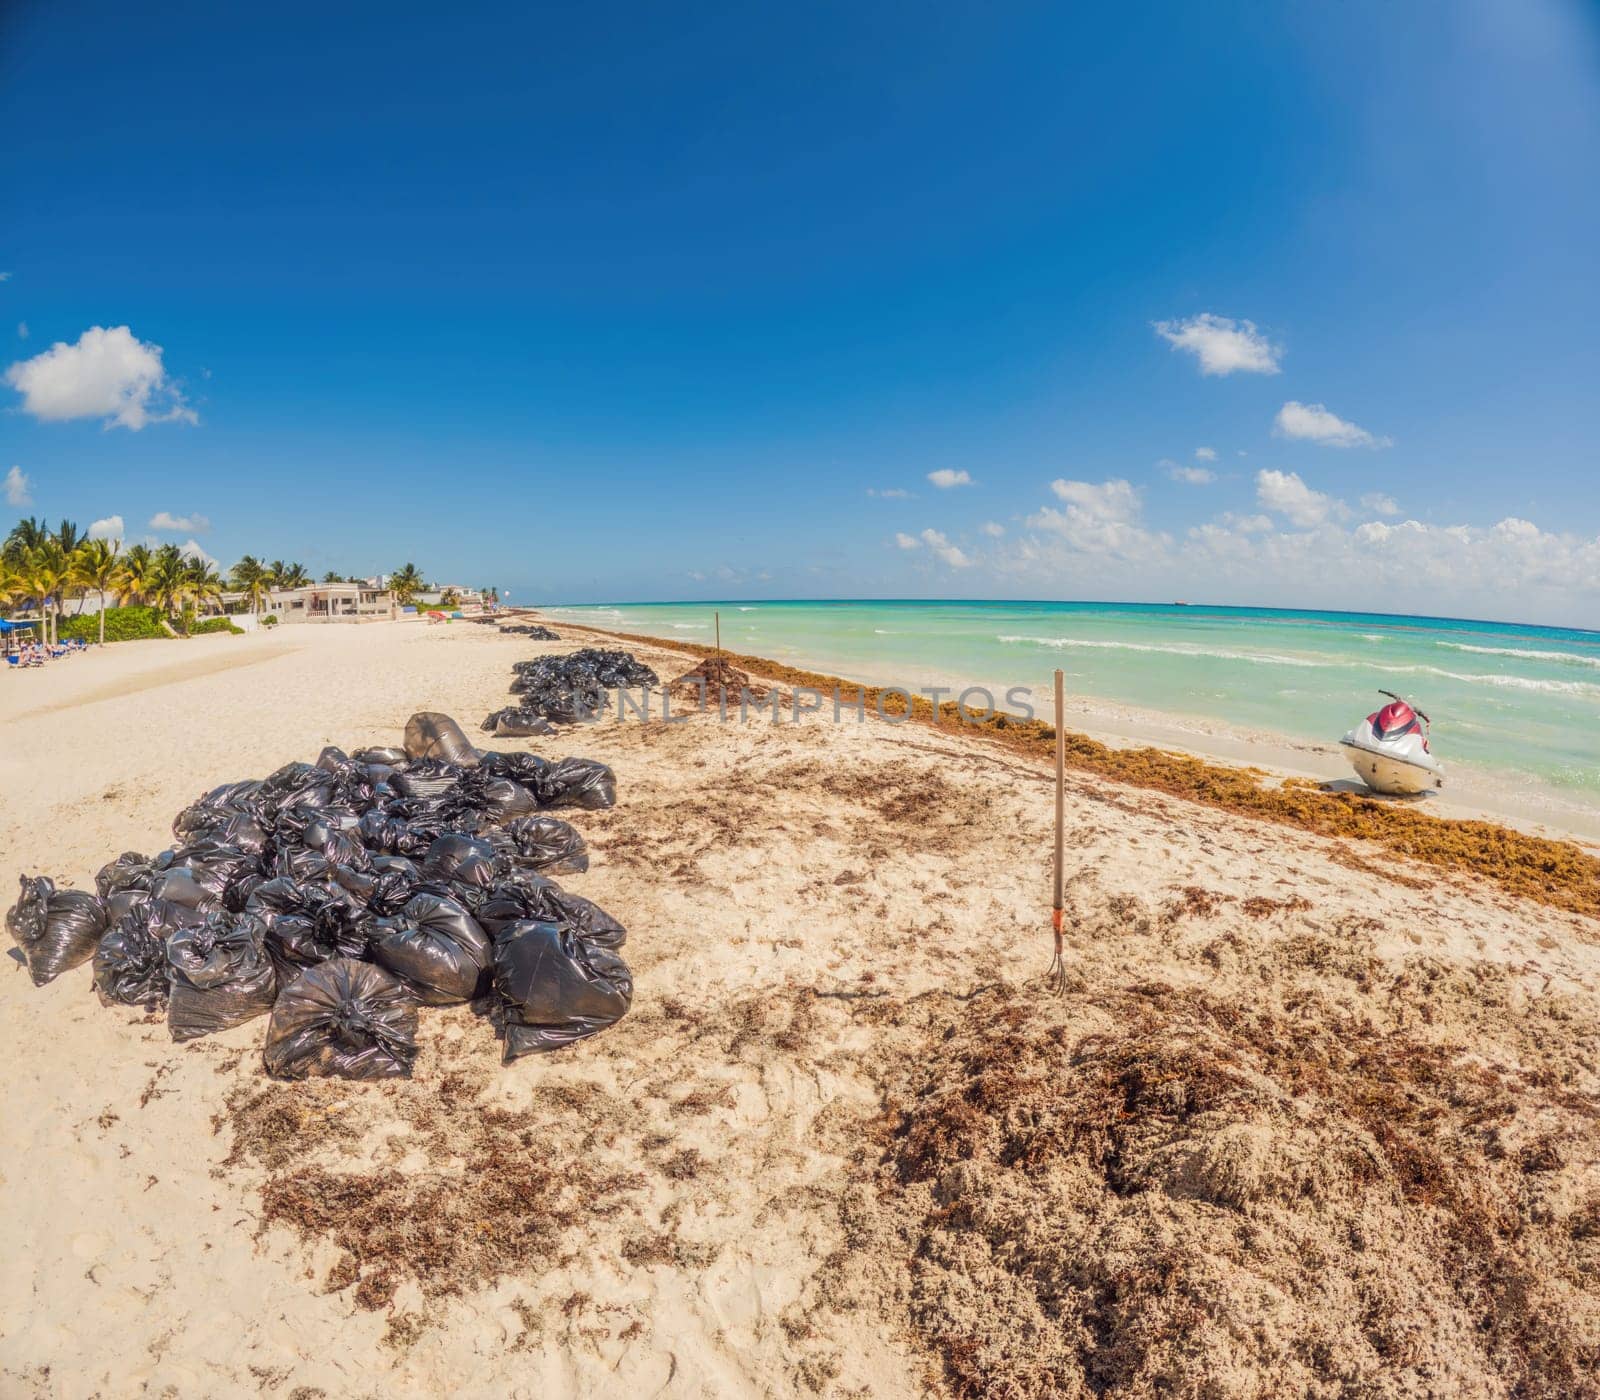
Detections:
[4, 712, 632, 1082]
[483, 647, 660, 737]
[498, 623, 561, 640]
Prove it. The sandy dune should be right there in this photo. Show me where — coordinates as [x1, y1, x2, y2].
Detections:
[2, 621, 1597, 1398]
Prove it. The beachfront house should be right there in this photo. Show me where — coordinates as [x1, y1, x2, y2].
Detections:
[212, 582, 398, 624]
[415, 585, 486, 609]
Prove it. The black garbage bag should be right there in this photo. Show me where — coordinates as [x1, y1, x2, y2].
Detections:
[224, 870, 267, 913]
[404, 712, 481, 767]
[165, 840, 260, 904]
[357, 807, 437, 856]
[266, 844, 335, 884]
[477, 875, 626, 949]
[303, 814, 371, 869]
[369, 891, 492, 1004]
[507, 677, 607, 724]
[491, 919, 632, 1059]
[256, 762, 336, 815]
[149, 865, 227, 915]
[248, 877, 368, 983]
[480, 706, 557, 738]
[166, 912, 278, 1041]
[391, 759, 465, 802]
[420, 833, 503, 888]
[172, 779, 264, 839]
[502, 816, 588, 873]
[439, 766, 538, 824]
[93, 898, 187, 1007]
[534, 756, 617, 811]
[6, 875, 109, 986]
[209, 812, 272, 856]
[331, 855, 420, 915]
[476, 750, 549, 786]
[106, 887, 153, 923]
[263, 959, 420, 1081]
[96, 851, 156, 899]
[352, 745, 408, 766]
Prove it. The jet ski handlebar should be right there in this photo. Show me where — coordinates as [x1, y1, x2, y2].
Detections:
[1378, 688, 1431, 726]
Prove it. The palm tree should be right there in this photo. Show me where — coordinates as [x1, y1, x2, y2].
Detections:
[184, 556, 224, 617]
[321, 570, 344, 583]
[230, 555, 271, 618]
[116, 543, 155, 605]
[0, 559, 29, 616]
[73, 538, 123, 646]
[54, 519, 83, 555]
[266, 560, 289, 588]
[165, 556, 223, 634]
[147, 544, 187, 620]
[279, 561, 310, 589]
[389, 562, 423, 605]
[28, 539, 73, 645]
[4, 516, 50, 564]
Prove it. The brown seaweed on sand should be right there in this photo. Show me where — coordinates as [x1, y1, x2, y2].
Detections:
[870, 982, 1600, 1400]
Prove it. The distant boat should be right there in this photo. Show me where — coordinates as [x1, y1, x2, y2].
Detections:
[1173, 600, 1191, 606]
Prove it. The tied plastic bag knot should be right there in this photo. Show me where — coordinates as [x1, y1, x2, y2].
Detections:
[167, 913, 278, 1041]
[6, 874, 108, 985]
[264, 959, 420, 1081]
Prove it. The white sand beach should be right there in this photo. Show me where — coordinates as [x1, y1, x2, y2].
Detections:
[3, 620, 1598, 1398]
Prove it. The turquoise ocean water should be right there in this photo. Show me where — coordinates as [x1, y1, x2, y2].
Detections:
[544, 600, 1600, 822]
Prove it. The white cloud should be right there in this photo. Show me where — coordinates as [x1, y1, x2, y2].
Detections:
[894, 532, 921, 550]
[1274, 401, 1391, 449]
[1153, 313, 1281, 376]
[686, 570, 706, 581]
[4, 464, 31, 506]
[1217, 511, 1275, 534]
[1360, 492, 1401, 517]
[919, 528, 972, 568]
[1049, 478, 1141, 519]
[16, 322, 27, 340]
[88, 514, 125, 541]
[1255, 469, 1348, 527]
[1169, 465, 1217, 485]
[0, 272, 10, 282]
[927, 469, 973, 489]
[1194, 447, 1217, 462]
[149, 510, 212, 533]
[867, 487, 912, 499]
[990, 500, 1600, 628]
[980, 521, 1006, 537]
[1027, 478, 1168, 560]
[177, 539, 217, 568]
[3, 325, 197, 431]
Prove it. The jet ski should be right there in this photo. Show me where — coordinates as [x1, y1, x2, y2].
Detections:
[1341, 690, 1443, 795]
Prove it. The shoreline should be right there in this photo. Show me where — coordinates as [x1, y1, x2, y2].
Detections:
[524, 611, 1600, 919]
[534, 609, 1600, 846]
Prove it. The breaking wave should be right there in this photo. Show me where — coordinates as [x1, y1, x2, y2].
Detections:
[996, 636, 1331, 668]
[1395, 667, 1600, 697]
[1436, 642, 1600, 669]
[995, 637, 1600, 698]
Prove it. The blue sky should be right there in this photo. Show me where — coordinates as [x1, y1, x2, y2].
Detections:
[3, 0, 1598, 623]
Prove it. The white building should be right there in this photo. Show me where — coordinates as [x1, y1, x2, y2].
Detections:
[216, 583, 397, 624]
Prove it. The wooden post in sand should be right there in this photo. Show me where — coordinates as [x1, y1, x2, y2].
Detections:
[1049, 668, 1067, 993]
[715, 611, 721, 658]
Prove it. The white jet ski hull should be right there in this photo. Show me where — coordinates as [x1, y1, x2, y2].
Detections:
[1340, 740, 1442, 795]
